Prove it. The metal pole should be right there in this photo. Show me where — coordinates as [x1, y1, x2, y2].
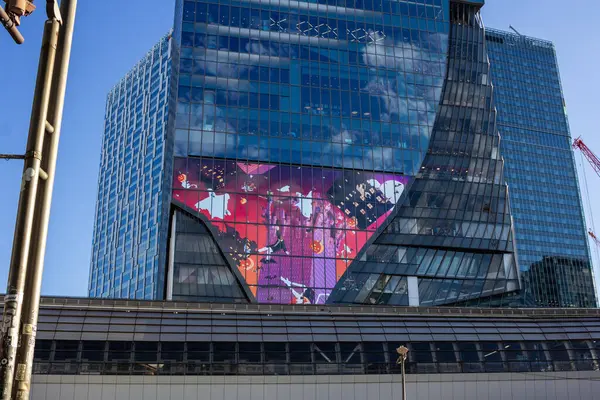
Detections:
[0, 6, 24, 44]
[401, 357, 406, 400]
[12, 1, 77, 398]
[396, 345, 409, 400]
[0, 16, 60, 400]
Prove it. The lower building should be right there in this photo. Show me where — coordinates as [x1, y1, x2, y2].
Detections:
[27, 297, 600, 399]
[522, 256, 597, 308]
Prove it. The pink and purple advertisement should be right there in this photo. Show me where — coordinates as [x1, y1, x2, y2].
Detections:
[172, 157, 410, 304]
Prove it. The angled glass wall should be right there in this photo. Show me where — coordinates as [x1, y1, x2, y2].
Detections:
[328, 1, 520, 306]
[169, 206, 252, 302]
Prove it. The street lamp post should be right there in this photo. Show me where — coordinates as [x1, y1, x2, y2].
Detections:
[396, 345, 409, 400]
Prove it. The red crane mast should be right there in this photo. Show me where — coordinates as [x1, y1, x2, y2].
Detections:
[573, 137, 600, 178]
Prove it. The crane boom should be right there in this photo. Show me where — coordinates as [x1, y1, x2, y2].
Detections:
[591, 231, 600, 248]
[573, 137, 600, 178]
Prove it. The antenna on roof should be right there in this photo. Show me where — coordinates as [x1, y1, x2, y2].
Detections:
[509, 25, 523, 36]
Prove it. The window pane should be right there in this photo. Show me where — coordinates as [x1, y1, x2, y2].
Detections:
[363, 342, 386, 374]
[239, 342, 261, 363]
[502, 342, 529, 372]
[570, 341, 594, 371]
[548, 341, 571, 371]
[313, 343, 336, 364]
[213, 342, 236, 362]
[81, 341, 105, 362]
[34, 340, 53, 361]
[162, 342, 184, 362]
[289, 343, 311, 363]
[134, 342, 158, 362]
[547, 341, 570, 361]
[411, 342, 433, 363]
[54, 341, 78, 361]
[524, 342, 550, 372]
[481, 342, 504, 372]
[264, 343, 286, 362]
[458, 342, 482, 372]
[340, 343, 362, 374]
[435, 342, 460, 373]
[187, 342, 210, 362]
[435, 343, 456, 363]
[108, 342, 132, 361]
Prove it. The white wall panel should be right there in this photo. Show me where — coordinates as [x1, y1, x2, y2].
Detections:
[30, 373, 600, 400]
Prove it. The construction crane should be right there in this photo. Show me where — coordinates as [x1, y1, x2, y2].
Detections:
[573, 137, 600, 250]
[591, 231, 600, 247]
[573, 137, 600, 178]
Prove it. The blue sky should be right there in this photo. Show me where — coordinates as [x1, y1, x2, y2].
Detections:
[0, 0, 599, 297]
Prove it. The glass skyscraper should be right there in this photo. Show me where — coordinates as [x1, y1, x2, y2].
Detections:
[91, 0, 593, 308]
[89, 35, 174, 300]
[165, 0, 521, 306]
[486, 29, 597, 307]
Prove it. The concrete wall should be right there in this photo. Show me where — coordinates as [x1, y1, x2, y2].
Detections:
[31, 373, 599, 399]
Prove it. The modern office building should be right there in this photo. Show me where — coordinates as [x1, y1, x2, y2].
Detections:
[165, 0, 522, 307]
[89, 35, 174, 300]
[90, 0, 593, 308]
[27, 297, 600, 400]
[91, 0, 523, 306]
[485, 29, 597, 307]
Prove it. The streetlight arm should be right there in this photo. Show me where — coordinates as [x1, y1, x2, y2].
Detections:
[0, 6, 24, 43]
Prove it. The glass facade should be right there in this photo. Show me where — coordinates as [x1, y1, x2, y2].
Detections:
[28, 298, 600, 377]
[328, 3, 520, 306]
[169, 207, 252, 302]
[91, 1, 540, 307]
[26, 298, 600, 398]
[168, 0, 520, 305]
[89, 35, 174, 300]
[486, 29, 597, 308]
[34, 337, 600, 376]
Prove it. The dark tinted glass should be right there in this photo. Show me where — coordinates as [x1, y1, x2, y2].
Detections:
[54, 341, 78, 361]
[34, 340, 53, 361]
[314, 343, 336, 364]
[107, 342, 132, 361]
[289, 343, 312, 363]
[213, 342, 236, 362]
[435, 342, 457, 363]
[264, 343, 286, 362]
[81, 341, 105, 362]
[187, 342, 210, 362]
[411, 342, 433, 363]
[238, 342, 261, 363]
[340, 343, 362, 368]
[458, 342, 479, 362]
[547, 341, 570, 362]
[134, 342, 158, 362]
[161, 342, 185, 361]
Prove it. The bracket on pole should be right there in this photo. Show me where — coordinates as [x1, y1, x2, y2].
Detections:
[0, 5, 24, 43]
[46, 0, 61, 22]
[0, 154, 26, 160]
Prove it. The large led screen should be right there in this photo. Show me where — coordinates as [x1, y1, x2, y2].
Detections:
[173, 157, 410, 304]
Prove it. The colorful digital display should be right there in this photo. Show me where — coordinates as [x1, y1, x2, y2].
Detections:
[172, 157, 410, 304]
